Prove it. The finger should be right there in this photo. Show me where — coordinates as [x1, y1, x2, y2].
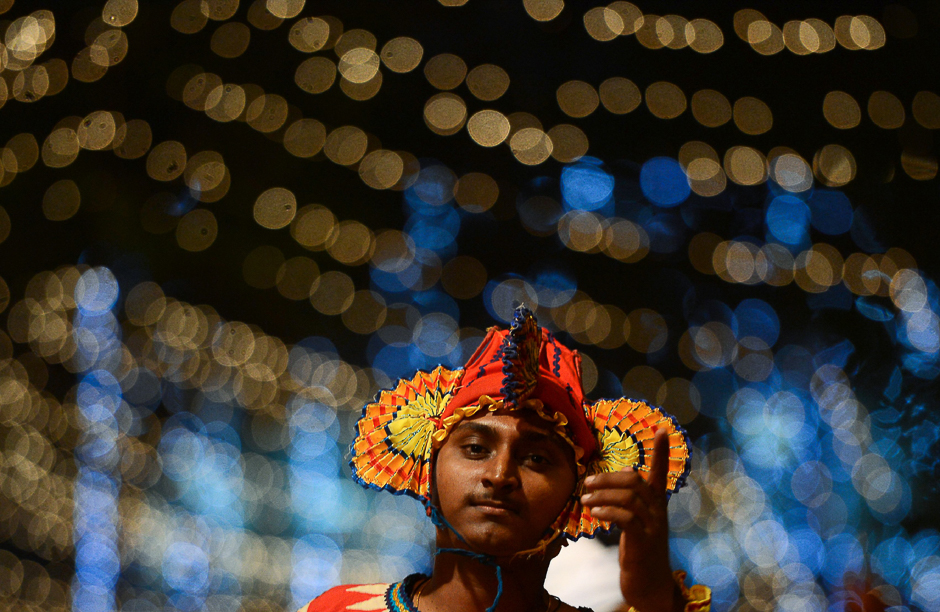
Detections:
[582, 492, 654, 527]
[588, 505, 651, 533]
[581, 478, 655, 509]
[584, 469, 647, 491]
[648, 427, 671, 495]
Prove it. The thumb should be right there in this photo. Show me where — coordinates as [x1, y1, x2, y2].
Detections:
[648, 427, 670, 495]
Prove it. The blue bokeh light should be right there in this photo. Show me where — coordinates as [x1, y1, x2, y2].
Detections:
[640, 157, 690, 207]
[766, 195, 811, 245]
[561, 160, 615, 211]
[809, 190, 854, 235]
[735, 299, 780, 346]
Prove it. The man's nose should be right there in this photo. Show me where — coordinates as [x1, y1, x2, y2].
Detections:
[482, 448, 520, 490]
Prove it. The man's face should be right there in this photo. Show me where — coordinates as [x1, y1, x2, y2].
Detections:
[432, 408, 578, 557]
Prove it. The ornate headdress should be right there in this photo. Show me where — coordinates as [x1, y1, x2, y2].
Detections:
[350, 305, 691, 555]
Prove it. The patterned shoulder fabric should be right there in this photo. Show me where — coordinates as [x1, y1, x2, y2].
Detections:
[299, 583, 391, 611]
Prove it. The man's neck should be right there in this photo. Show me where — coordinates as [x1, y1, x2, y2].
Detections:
[419, 549, 552, 612]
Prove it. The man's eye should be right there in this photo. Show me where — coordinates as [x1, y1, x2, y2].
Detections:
[464, 444, 486, 455]
[526, 453, 550, 466]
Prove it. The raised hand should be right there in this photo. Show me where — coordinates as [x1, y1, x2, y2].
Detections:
[580, 427, 684, 612]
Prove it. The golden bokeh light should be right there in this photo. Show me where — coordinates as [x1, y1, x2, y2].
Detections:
[380, 37, 423, 73]
[691, 89, 732, 127]
[634, 14, 665, 49]
[466, 64, 510, 101]
[146, 140, 187, 181]
[507, 112, 544, 139]
[424, 93, 467, 136]
[656, 377, 701, 424]
[242, 245, 285, 289]
[455, 172, 499, 213]
[6, 134, 40, 173]
[680, 141, 725, 197]
[901, 151, 939, 181]
[183, 72, 223, 111]
[912, 91, 940, 129]
[733, 97, 773, 135]
[247, 1, 286, 30]
[310, 271, 355, 315]
[724, 146, 767, 186]
[813, 144, 857, 187]
[205, 83, 247, 122]
[547, 124, 589, 162]
[467, 110, 511, 147]
[441, 256, 488, 300]
[747, 19, 785, 55]
[359, 150, 405, 190]
[559, 211, 604, 253]
[823, 91, 861, 129]
[295, 57, 337, 94]
[176, 209, 218, 252]
[340, 69, 383, 100]
[292, 204, 337, 250]
[510, 128, 553, 165]
[733, 9, 764, 41]
[171, 0, 208, 34]
[605, 2, 642, 36]
[42, 180, 81, 222]
[837, 15, 886, 51]
[645, 81, 686, 119]
[557, 80, 599, 118]
[334, 28, 377, 58]
[12, 65, 50, 103]
[283, 118, 326, 158]
[583, 7, 623, 42]
[77, 111, 117, 150]
[246, 93, 289, 132]
[124, 282, 166, 327]
[102, 0, 138, 26]
[622, 365, 665, 403]
[42, 126, 80, 169]
[658, 15, 690, 50]
[72, 47, 108, 83]
[370, 230, 415, 273]
[201, 0, 239, 21]
[687, 19, 724, 53]
[112, 119, 152, 160]
[328, 220, 375, 265]
[524, 0, 565, 22]
[338, 48, 380, 84]
[424, 53, 467, 91]
[323, 125, 368, 165]
[266, 0, 306, 19]
[341, 291, 387, 335]
[626, 308, 668, 354]
[602, 219, 648, 263]
[868, 91, 905, 129]
[768, 152, 812, 193]
[599, 77, 641, 114]
[211, 22, 251, 58]
[276, 256, 319, 300]
[289, 17, 330, 53]
[90, 29, 129, 67]
[254, 188, 297, 230]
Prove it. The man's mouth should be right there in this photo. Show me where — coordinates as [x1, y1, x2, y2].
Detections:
[470, 499, 521, 516]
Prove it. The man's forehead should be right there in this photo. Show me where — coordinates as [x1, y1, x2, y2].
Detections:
[454, 409, 556, 438]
